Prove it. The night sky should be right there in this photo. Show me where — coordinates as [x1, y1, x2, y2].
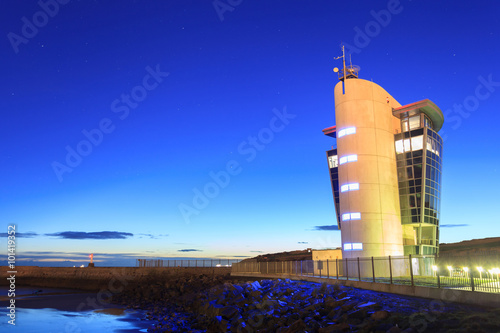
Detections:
[1, 0, 499, 266]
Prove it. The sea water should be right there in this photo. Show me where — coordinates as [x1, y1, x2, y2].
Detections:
[0, 287, 153, 332]
[0, 307, 152, 332]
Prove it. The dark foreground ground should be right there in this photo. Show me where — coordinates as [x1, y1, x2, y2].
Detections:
[110, 274, 500, 333]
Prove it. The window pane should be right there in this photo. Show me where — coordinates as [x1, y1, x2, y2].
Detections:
[395, 140, 404, 154]
[350, 212, 361, 220]
[409, 115, 420, 130]
[404, 139, 411, 152]
[411, 136, 423, 151]
[328, 155, 338, 168]
[407, 166, 413, 179]
[352, 243, 363, 250]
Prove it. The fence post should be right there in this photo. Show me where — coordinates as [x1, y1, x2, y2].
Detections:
[336, 259, 339, 279]
[409, 254, 414, 286]
[357, 257, 361, 281]
[327, 259, 329, 279]
[371, 257, 375, 283]
[300, 261, 302, 276]
[437, 272, 441, 288]
[346, 258, 349, 281]
[389, 256, 393, 284]
[470, 269, 475, 292]
[266, 261, 269, 274]
[319, 260, 322, 278]
[211, 259, 213, 267]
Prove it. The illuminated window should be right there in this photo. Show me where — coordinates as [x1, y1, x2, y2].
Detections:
[339, 154, 357, 165]
[340, 183, 359, 192]
[343, 243, 352, 251]
[395, 140, 404, 154]
[342, 212, 361, 221]
[404, 139, 411, 152]
[411, 136, 423, 151]
[338, 127, 356, 138]
[352, 243, 363, 250]
[402, 120, 409, 132]
[328, 155, 338, 168]
[350, 212, 361, 220]
[409, 116, 421, 130]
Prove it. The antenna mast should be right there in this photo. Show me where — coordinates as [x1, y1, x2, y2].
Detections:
[333, 45, 347, 82]
[333, 45, 360, 81]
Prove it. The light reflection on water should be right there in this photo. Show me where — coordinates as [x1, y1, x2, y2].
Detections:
[0, 307, 151, 333]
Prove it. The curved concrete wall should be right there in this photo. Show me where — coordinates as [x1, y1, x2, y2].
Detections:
[334, 79, 404, 259]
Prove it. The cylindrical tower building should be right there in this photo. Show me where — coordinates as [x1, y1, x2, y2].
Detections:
[334, 78, 404, 259]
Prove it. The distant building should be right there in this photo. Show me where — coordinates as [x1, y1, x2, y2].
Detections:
[312, 248, 342, 276]
[323, 51, 444, 260]
[312, 248, 342, 261]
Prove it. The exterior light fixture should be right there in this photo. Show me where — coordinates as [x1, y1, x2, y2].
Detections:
[477, 267, 483, 279]
[447, 266, 452, 277]
[463, 267, 469, 278]
[432, 265, 437, 277]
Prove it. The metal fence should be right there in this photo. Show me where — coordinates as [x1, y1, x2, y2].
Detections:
[232, 255, 500, 294]
[136, 258, 242, 268]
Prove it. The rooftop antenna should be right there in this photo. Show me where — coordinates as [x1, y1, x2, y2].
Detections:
[333, 45, 347, 82]
[333, 45, 360, 82]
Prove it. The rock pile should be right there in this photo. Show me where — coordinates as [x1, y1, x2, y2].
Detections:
[112, 277, 500, 332]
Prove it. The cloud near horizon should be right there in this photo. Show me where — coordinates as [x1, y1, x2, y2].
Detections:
[138, 233, 169, 239]
[178, 249, 203, 252]
[313, 225, 340, 231]
[0, 231, 38, 238]
[440, 224, 469, 228]
[46, 231, 134, 240]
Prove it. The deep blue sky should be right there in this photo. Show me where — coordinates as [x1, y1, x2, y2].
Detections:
[1, 0, 499, 266]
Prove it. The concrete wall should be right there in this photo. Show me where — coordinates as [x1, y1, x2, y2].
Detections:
[334, 78, 404, 262]
[1, 266, 232, 291]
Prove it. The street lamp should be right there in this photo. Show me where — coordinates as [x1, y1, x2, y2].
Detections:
[477, 267, 483, 279]
[493, 268, 500, 281]
[447, 266, 452, 278]
[432, 265, 437, 277]
[463, 267, 469, 278]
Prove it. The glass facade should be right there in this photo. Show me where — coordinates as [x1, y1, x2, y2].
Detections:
[395, 113, 443, 256]
[326, 149, 341, 227]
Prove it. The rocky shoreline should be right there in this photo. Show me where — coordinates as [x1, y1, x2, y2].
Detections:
[111, 274, 500, 332]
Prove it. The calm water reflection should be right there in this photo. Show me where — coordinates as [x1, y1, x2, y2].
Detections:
[0, 307, 151, 332]
[0, 287, 153, 332]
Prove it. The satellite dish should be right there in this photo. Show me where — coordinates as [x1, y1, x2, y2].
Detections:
[333, 67, 339, 73]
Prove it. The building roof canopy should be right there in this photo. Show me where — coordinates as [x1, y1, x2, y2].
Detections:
[322, 125, 337, 138]
[392, 99, 444, 132]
